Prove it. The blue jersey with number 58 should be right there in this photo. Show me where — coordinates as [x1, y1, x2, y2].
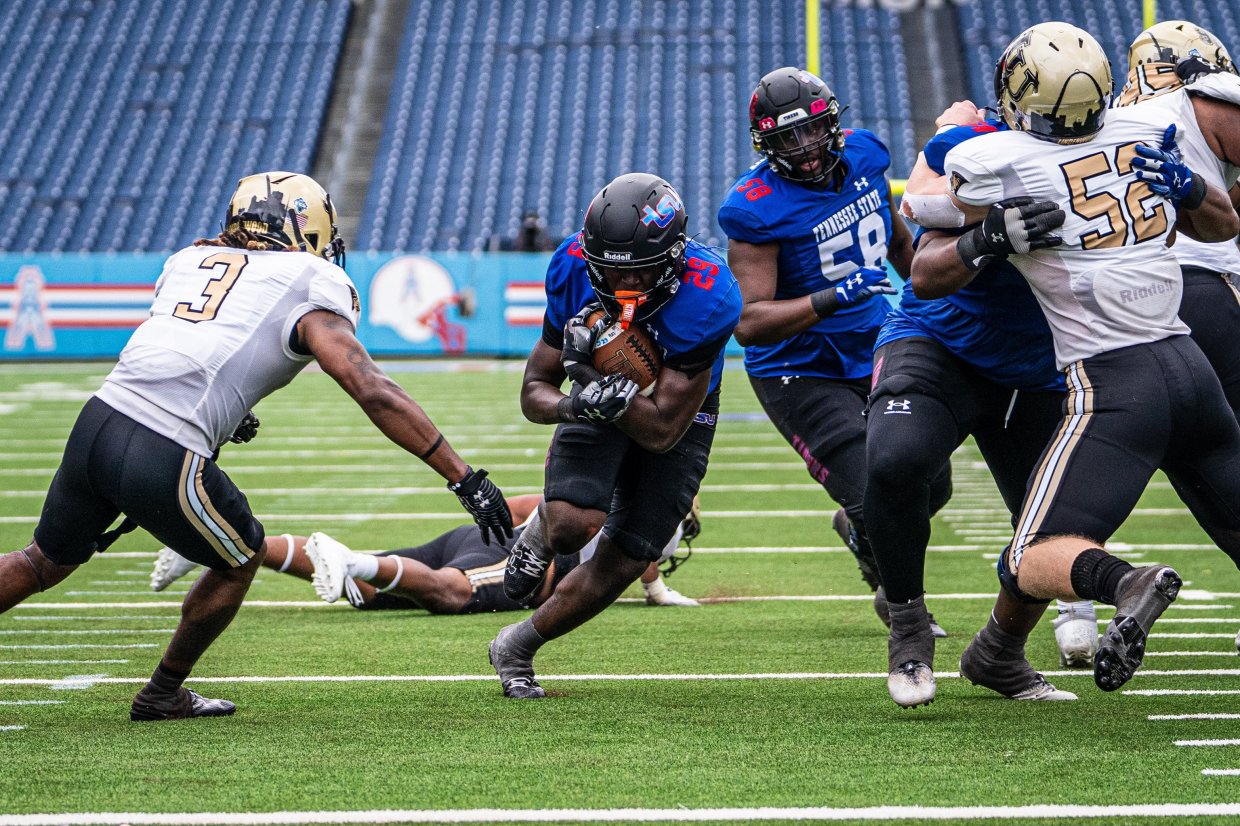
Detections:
[718, 128, 894, 379]
[541, 234, 742, 398]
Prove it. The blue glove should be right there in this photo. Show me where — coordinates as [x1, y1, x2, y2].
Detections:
[1133, 124, 1207, 208]
[810, 267, 896, 317]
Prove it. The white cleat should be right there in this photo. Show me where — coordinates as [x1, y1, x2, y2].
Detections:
[1053, 602, 1099, 668]
[150, 548, 200, 592]
[888, 661, 936, 708]
[304, 532, 354, 604]
[646, 585, 700, 607]
[1009, 676, 1077, 702]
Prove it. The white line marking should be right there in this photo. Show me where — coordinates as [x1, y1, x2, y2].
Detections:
[0, 668, 1236, 688]
[0, 726, 25, 732]
[1149, 714, 1240, 720]
[1203, 769, 1240, 776]
[1125, 684, 1240, 689]
[0, 629, 175, 635]
[49, 674, 108, 691]
[1175, 739, 1240, 747]
[1146, 651, 1240, 657]
[2, 803, 1240, 824]
[1152, 634, 1239, 640]
[0, 700, 64, 705]
[0, 660, 129, 665]
[12, 616, 172, 622]
[0, 644, 159, 650]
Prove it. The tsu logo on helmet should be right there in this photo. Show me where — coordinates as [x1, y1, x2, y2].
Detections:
[641, 193, 682, 228]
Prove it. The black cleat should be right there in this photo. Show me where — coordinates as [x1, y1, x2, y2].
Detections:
[1094, 565, 1182, 692]
[130, 686, 236, 721]
[488, 628, 546, 699]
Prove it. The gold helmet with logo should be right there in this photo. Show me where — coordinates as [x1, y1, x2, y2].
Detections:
[1129, 19, 1235, 74]
[225, 172, 345, 265]
[994, 22, 1113, 144]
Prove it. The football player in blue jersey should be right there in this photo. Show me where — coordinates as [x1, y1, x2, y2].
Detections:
[870, 101, 1079, 708]
[717, 67, 951, 631]
[488, 173, 743, 698]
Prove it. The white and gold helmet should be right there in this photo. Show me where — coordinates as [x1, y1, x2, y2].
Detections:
[225, 172, 345, 265]
[1129, 19, 1235, 74]
[993, 22, 1113, 144]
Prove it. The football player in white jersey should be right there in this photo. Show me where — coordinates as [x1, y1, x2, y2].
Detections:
[1117, 21, 1240, 418]
[903, 22, 1240, 703]
[0, 172, 513, 721]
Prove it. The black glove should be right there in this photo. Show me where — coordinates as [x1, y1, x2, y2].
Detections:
[1176, 54, 1227, 84]
[561, 302, 610, 386]
[559, 373, 640, 423]
[956, 196, 1065, 271]
[227, 411, 260, 444]
[448, 467, 514, 546]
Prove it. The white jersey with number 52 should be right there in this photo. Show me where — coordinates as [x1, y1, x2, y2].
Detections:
[96, 246, 360, 456]
[942, 101, 1221, 369]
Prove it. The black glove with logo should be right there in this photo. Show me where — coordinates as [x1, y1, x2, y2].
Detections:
[561, 302, 610, 386]
[956, 196, 1065, 271]
[558, 373, 640, 424]
[227, 411, 260, 444]
[449, 467, 514, 546]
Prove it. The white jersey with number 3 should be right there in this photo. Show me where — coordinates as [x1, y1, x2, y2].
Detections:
[96, 246, 360, 456]
[942, 100, 1225, 369]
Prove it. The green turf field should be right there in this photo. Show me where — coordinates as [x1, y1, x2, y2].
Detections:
[0, 361, 1237, 825]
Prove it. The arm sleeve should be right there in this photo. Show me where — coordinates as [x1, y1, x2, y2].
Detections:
[540, 248, 576, 348]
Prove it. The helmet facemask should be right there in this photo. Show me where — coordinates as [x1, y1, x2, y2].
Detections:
[753, 96, 845, 184]
[584, 239, 687, 327]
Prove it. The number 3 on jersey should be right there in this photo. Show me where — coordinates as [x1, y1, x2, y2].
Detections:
[816, 211, 887, 283]
[173, 253, 248, 323]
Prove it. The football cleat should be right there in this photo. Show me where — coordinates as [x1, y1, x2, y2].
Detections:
[888, 661, 936, 709]
[150, 547, 200, 592]
[1053, 601, 1099, 667]
[887, 596, 936, 708]
[645, 584, 700, 607]
[130, 686, 236, 721]
[305, 532, 364, 606]
[1094, 565, 1182, 691]
[959, 632, 1077, 701]
[488, 625, 545, 700]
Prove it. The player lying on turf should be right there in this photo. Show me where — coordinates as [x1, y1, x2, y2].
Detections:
[150, 493, 703, 611]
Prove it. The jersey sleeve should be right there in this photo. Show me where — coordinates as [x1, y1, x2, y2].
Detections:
[943, 144, 1006, 206]
[717, 190, 772, 244]
[662, 263, 743, 377]
[922, 122, 1001, 175]
[540, 236, 584, 349]
[307, 262, 361, 330]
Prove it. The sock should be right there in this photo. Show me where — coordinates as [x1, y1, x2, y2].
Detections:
[977, 612, 1027, 656]
[348, 553, 380, 581]
[518, 503, 552, 560]
[148, 661, 189, 695]
[643, 577, 669, 601]
[506, 617, 548, 658]
[1069, 548, 1133, 604]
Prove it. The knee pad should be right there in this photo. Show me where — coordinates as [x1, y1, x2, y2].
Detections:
[996, 544, 1051, 605]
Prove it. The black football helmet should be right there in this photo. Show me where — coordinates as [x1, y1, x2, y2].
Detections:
[580, 173, 688, 325]
[749, 67, 846, 184]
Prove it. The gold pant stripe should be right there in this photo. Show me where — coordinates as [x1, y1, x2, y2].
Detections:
[177, 452, 249, 566]
[1011, 361, 1094, 567]
[464, 561, 506, 591]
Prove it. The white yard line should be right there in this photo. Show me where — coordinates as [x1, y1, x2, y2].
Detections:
[1175, 739, 1240, 747]
[1, 803, 1240, 825]
[1149, 713, 1240, 720]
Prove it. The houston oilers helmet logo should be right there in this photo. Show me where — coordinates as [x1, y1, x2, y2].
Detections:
[641, 193, 681, 228]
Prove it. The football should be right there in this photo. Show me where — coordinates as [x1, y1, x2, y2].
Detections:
[586, 309, 661, 396]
